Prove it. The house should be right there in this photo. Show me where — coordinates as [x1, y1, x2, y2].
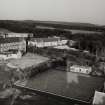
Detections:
[0, 37, 26, 52]
[69, 65, 92, 74]
[66, 56, 93, 74]
[28, 37, 68, 48]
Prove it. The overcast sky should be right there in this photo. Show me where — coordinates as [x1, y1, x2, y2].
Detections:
[0, 0, 105, 25]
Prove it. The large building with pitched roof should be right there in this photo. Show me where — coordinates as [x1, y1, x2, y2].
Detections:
[0, 37, 26, 52]
[28, 37, 68, 48]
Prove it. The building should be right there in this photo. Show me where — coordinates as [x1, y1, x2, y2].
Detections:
[5, 33, 33, 38]
[28, 37, 68, 48]
[0, 50, 22, 60]
[69, 65, 92, 74]
[4, 33, 29, 38]
[68, 40, 77, 47]
[0, 28, 33, 38]
[0, 37, 26, 52]
[0, 32, 32, 38]
[66, 56, 93, 74]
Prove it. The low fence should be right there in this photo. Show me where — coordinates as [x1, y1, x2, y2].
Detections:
[13, 84, 91, 105]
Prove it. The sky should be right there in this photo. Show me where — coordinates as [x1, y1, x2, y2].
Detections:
[0, 0, 105, 25]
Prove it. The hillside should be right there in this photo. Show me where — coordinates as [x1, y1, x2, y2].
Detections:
[0, 20, 105, 33]
[23, 20, 105, 31]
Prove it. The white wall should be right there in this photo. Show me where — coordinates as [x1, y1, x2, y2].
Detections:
[70, 65, 92, 74]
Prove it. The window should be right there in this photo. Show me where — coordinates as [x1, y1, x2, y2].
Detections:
[70, 67, 75, 71]
[86, 70, 89, 74]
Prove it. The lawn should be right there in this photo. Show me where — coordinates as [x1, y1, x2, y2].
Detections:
[15, 70, 105, 102]
[8, 53, 49, 70]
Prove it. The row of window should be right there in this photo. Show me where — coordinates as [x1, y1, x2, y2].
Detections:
[70, 66, 92, 74]
[28, 40, 67, 47]
[0, 42, 26, 52]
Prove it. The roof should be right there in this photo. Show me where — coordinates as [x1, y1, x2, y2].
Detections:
[0, 37, 23, 44]
[54, 45, 77, 50]
[30, 37, 59, 42]
[30, 37, 67, 42]
[15, 70, 104, 102]
[71, 65, 91, 69]
[93, 91, 105, 105]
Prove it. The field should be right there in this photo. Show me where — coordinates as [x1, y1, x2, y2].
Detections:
[15, 70, 105, 102]
[70, 29, 102, 34]
[8, 53, 49, 70]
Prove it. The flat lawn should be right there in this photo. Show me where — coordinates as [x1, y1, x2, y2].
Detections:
[9, 53, 49, 69]
[70, 29, 101, 34]
[15, 70, 105, 102]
